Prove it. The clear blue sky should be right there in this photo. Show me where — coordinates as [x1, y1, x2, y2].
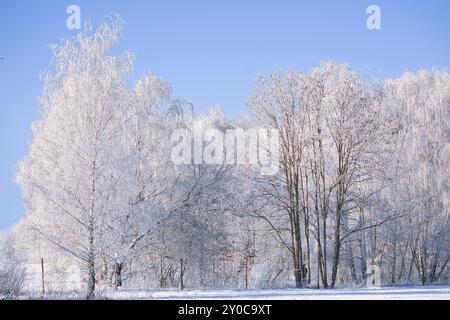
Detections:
[1, 0, 449, 230]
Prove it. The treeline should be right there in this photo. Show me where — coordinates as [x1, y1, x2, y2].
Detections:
[5, 18, 448, 297]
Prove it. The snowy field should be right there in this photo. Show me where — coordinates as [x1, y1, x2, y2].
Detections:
[106, 286, 450, 300]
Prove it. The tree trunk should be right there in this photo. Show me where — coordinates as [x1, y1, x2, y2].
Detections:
[86, 226, 96, 299]
[113, 261, 123, 289]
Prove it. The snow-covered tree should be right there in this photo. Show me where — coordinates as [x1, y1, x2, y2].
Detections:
[17, 17, 137, 298]
[13, 14, 449, 293]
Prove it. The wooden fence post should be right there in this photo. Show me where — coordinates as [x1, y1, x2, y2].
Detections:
[180, 258, 184, 290]
[41, 258, 45, 294]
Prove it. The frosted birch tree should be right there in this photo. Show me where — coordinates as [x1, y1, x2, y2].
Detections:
[16, 17, 134, 298]
[382, 69, 450, 284]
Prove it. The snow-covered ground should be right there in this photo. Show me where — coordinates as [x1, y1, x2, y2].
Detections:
[106, 286, 450, 300]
